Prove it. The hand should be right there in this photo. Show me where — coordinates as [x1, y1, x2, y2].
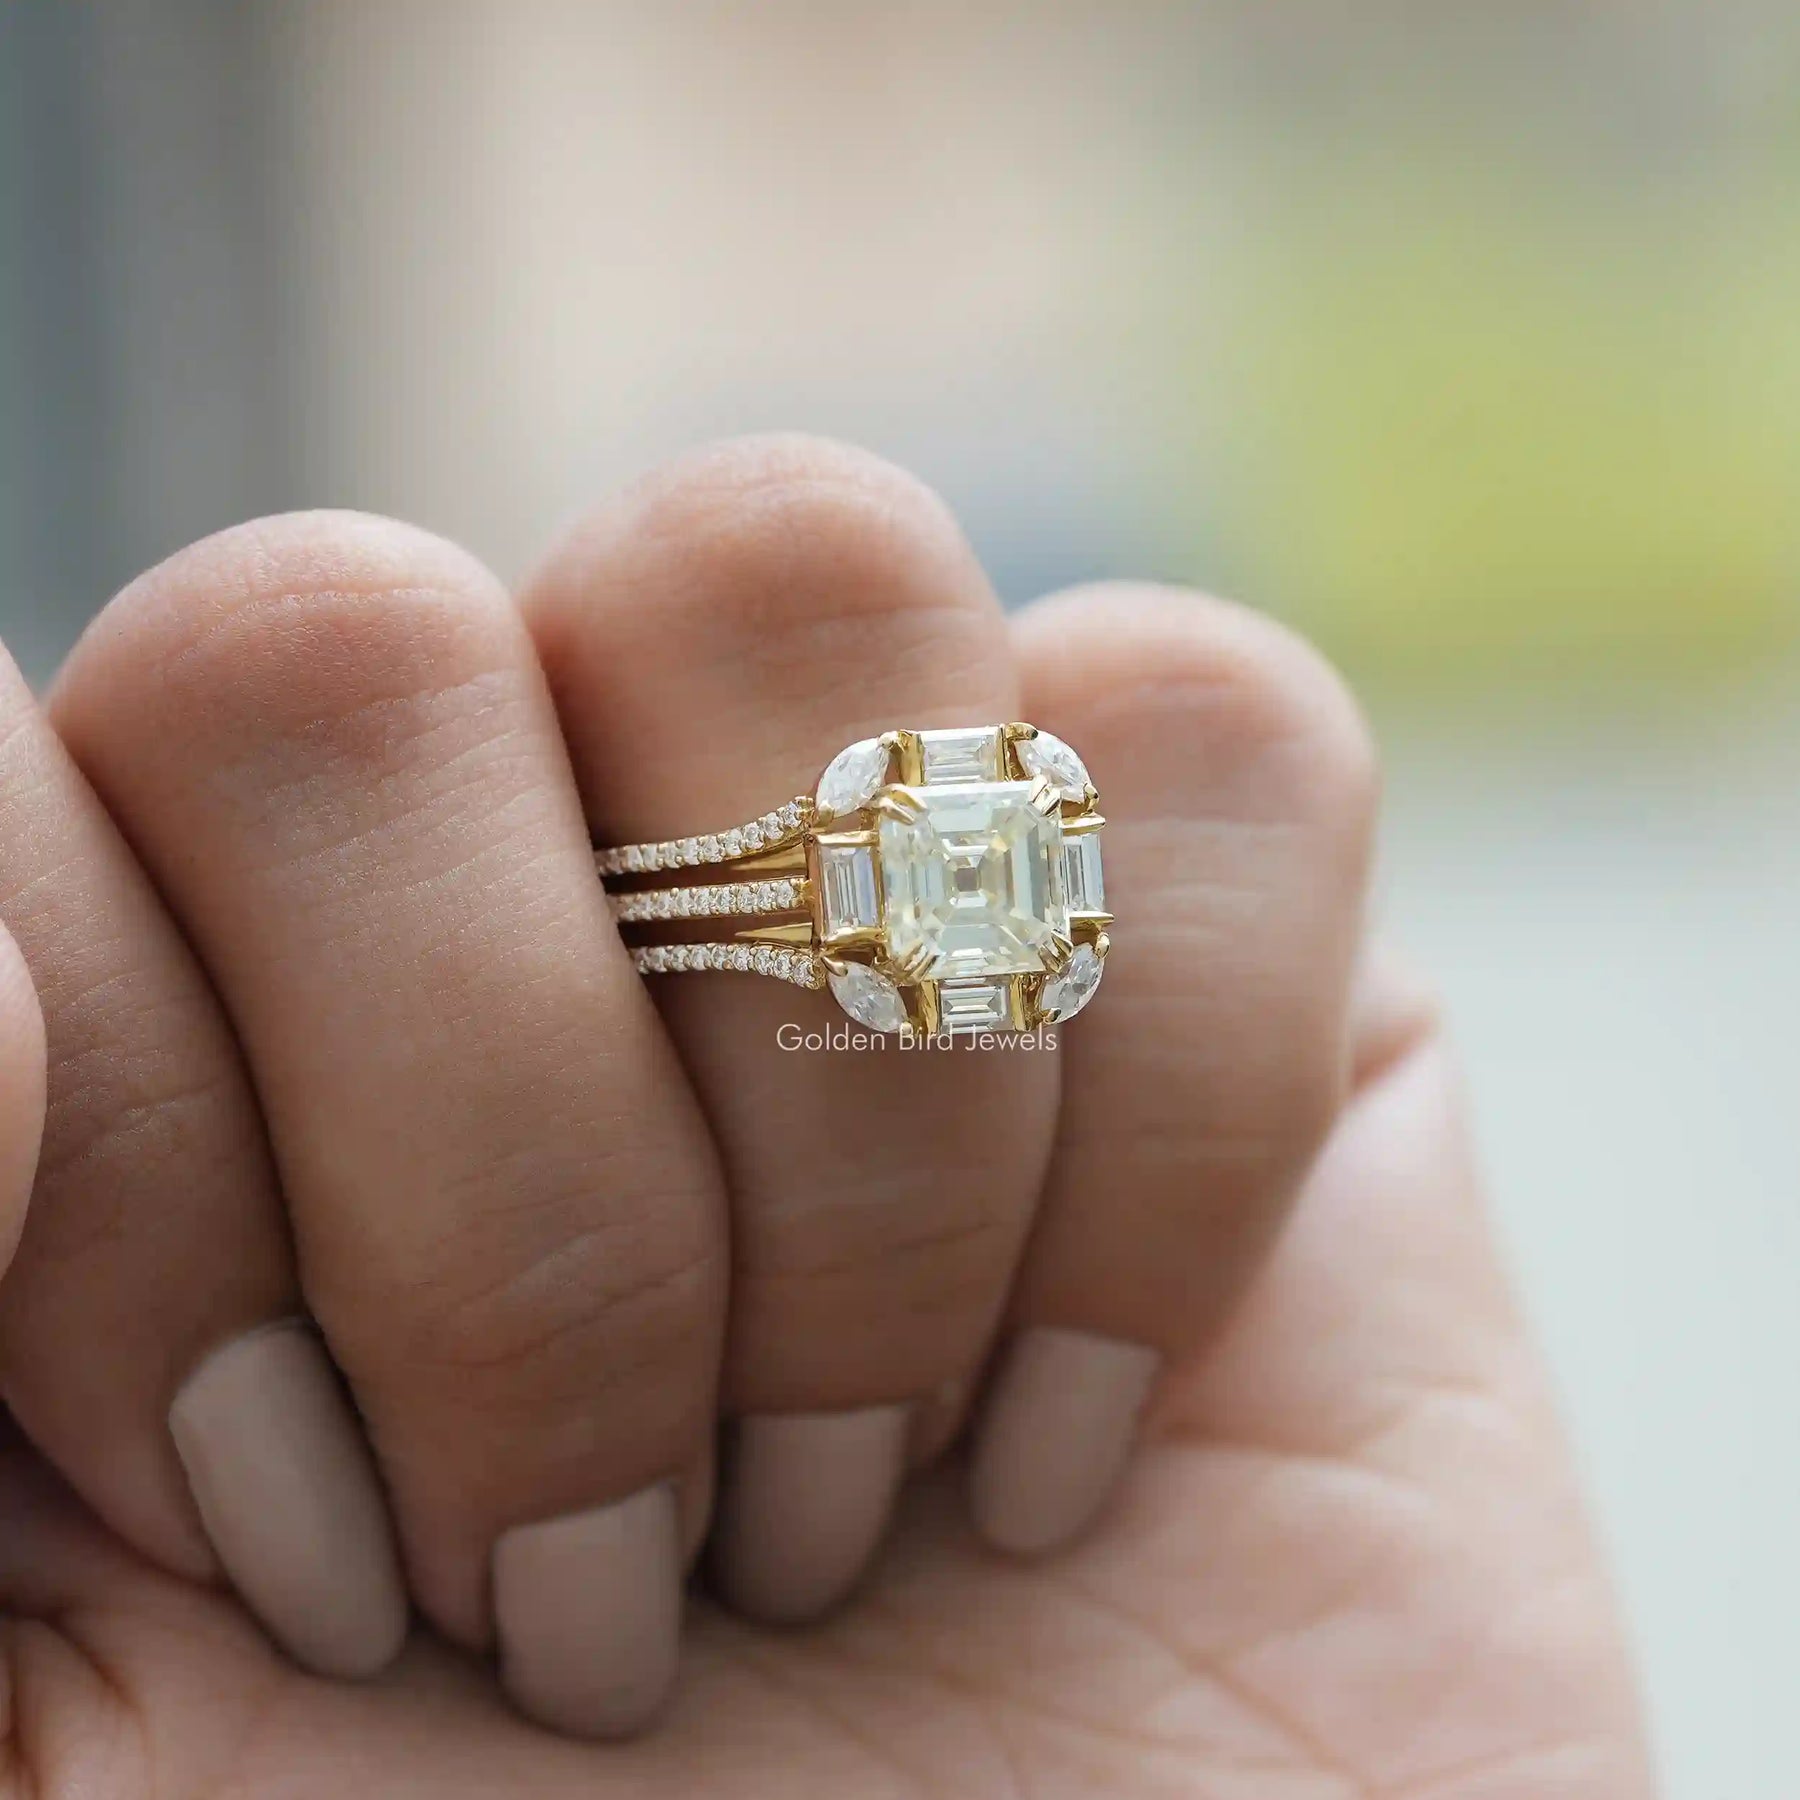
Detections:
[0, 438, 1652, 1795]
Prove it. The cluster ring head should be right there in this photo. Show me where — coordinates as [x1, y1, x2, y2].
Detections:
[809, 723, 1110, 1039]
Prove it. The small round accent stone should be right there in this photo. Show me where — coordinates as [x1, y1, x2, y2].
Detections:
[1017, 729, 1091, 800]
[817, 737, 891, 817]
[1041, 944, 1104, 1022]
[828, 962, 910, 1034]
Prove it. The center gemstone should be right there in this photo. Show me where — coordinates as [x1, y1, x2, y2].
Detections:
[879, 781, 1067, 979]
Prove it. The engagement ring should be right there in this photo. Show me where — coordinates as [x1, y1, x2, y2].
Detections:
[596, 724, 1111, 1036]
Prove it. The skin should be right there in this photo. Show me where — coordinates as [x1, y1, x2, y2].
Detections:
[0, 438, 1653, 1796]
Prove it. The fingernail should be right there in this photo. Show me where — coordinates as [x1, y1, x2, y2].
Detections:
[494, 1484, 682, 1738]
[169, 1320, 408, 1679]
[712, 1406, 909, 1624]
[970, 1328, 1161, 1555]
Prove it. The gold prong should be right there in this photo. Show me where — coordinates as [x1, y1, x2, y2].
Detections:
[888, 938, 935, 983]
[1070, 913, 1114, 947]
[1027, 776, 1061, 817]
[821, 921, 885, 955]
[1092, 930, 1111, 963]
[1037, 935, 1075, 977]
[814, 827, 879, 850]
[872, 787, 926, 825]
[1022, 972, 1054, 1030]
[999, 722, 1037, 780]
[822, 938, 881, 969]
[887, 729, 924, 786]
[1061, 810, 1106, 836]
[911, 979, 942, 1037]
[1006, 977, 1032, 1032]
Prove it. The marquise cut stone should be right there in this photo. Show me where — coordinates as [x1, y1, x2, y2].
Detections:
[828, 962, 910, 1033]
[817, 737, 891, 817]
[1041, 944, 1103, 1021]
[1017, 729, 1090, 800]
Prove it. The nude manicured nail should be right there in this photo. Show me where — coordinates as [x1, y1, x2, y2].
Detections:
[970, 1328, 1161, 1555]
[169, 1320, 407, 1679]
[712, 1406, 909, 1624]
[495, 1484, 682, 1738]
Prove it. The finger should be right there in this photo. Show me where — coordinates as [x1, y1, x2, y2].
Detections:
[54, 513, 728, 1737]
[524, 437, 1060, 1621]
[970, 585, 1378, 1552]
[0, 919, 45, 1278]
[857, 993, 1651, 1797]
[1146, 999, 1654, 1795]
[0, 647, 405, 1677]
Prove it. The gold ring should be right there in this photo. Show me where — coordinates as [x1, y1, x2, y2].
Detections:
[595, 724, 1110, 1037]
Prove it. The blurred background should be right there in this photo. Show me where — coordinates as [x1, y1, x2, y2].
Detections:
[3, 3, 1796, 1788]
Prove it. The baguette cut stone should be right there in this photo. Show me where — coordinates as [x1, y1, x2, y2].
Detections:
[917, 726, 1003, 785]
[938, 978, 1014, 1033]
[819, 841, 880, 934]
[1061, 829, 1105, 913]
[879, 781, 1067, 979]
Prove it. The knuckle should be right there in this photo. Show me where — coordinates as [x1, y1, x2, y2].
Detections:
[1029, 584, 1382, 838]
[59, 511, 517, 759]
[355, 1195, 723, 1442]
[534, 434, 994, 667]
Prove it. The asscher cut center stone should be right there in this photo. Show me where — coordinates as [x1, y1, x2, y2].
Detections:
[879, 781, 1067, 980]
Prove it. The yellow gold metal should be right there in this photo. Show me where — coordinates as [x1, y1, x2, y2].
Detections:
[733, 921, 816, 947]
[1069, 912, 1114, 949]
[999, 722, 1038, 781]
[871, 788, 927, 825]
[890, 728, 925, 786]
[911, 979, 941, 1037]
[820, 922, 885, 956]
[888, 939, 936, 984]
[1007, 978, 1030, 1032]
[727, 845, 810, 877]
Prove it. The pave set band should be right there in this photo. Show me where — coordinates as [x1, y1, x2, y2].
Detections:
[595, 723, 1111, 1037]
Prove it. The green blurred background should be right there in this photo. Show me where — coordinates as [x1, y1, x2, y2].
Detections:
[2, 5, 1796, 1791]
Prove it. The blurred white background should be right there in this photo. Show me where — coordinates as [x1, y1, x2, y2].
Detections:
[4, 6, 1797, 1790]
